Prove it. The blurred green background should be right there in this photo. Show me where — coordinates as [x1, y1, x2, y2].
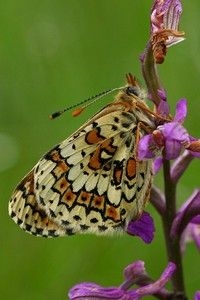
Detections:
[1, 0, 200, 299]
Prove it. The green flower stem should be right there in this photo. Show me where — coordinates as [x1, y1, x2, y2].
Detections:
[142, 43, 162, 106]
[162, 159, 186, 299]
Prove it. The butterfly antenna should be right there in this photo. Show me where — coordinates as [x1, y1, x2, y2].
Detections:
[50, 86, 123, 119]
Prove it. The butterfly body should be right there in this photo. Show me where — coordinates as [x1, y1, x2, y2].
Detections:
[9, 76, 156, 237]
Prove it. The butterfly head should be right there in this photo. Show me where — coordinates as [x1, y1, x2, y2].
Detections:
[114, 74, 147, 108]
[125, 73, 146, 99]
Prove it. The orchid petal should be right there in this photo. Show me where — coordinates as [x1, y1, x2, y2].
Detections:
[126, 212, 155, 244]
[174, 98, 187, 123]
[138, 135, 157, 160]
[68, 283, 126, 300]
[153, 157, 163, 174]
[123, 260, 145, 282]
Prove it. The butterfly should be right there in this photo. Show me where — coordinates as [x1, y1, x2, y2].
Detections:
[9, 74, 156, 238]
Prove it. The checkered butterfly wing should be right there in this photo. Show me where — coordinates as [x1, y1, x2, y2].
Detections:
[9, 170, 67, 237]
[9, 84, 155, 237]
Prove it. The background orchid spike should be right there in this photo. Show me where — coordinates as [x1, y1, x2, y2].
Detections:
[151, 0, 185, 63]
[194, 291, 200, 300]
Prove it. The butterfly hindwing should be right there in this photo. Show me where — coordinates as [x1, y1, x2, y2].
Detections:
[9, 171, 68, 237]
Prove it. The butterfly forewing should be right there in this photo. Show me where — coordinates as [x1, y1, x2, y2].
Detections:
[9, 82, 155, 237]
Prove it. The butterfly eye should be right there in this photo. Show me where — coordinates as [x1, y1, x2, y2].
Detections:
[126, 86, 139, 97]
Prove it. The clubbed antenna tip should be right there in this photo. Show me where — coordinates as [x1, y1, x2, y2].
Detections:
[49, 110, 65, 119]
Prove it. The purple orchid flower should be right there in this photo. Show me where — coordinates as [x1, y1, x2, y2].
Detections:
[138, 98, 200, 169]
[150, 0, 185, 63]
[68, 261, 176, 300]
[151, 0, 184, 45]
[171, 190, 200, 252]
